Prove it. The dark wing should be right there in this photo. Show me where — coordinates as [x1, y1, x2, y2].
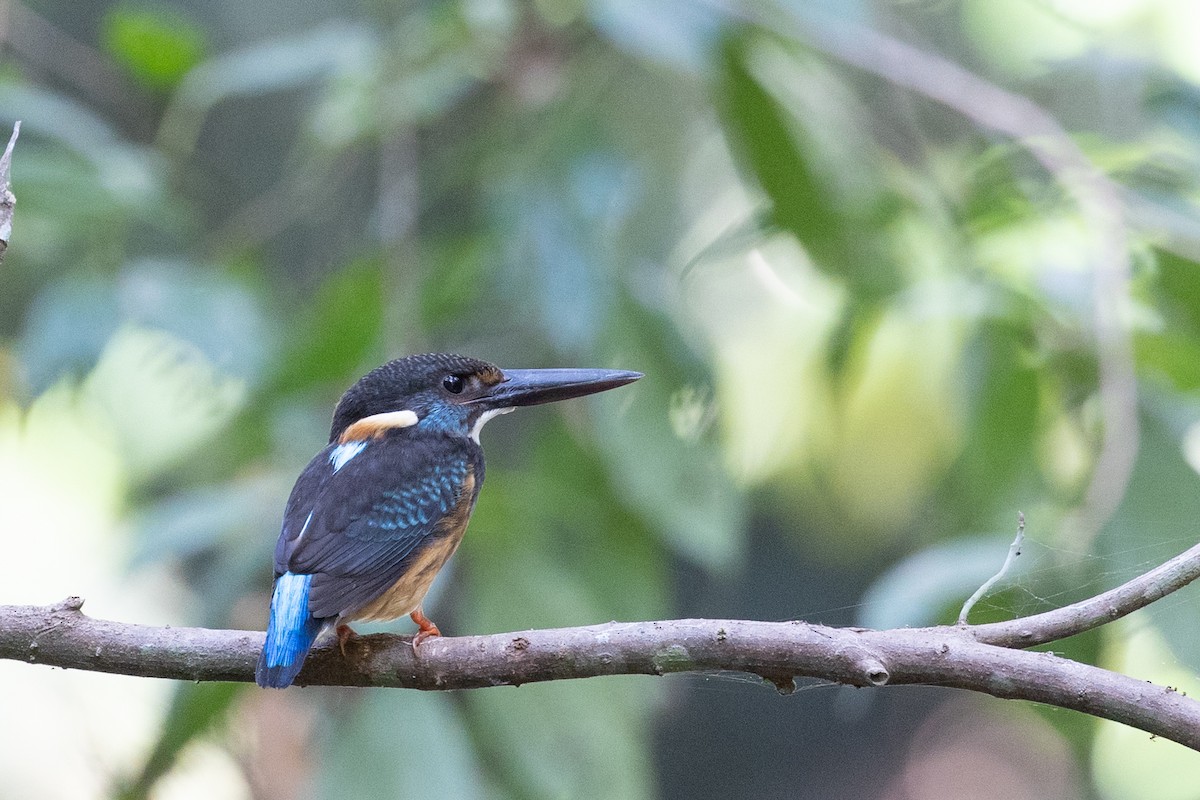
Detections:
[273, 451, 336, 575]
[277, 434, 479, 619]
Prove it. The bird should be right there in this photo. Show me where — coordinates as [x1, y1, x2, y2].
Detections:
[256, 353, 642, 688]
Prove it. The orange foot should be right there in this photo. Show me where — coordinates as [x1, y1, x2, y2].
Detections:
[336, 623, 358, 656]
[410, 607, 442, 649]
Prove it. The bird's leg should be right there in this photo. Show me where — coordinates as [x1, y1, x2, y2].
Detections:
[410, 607, 441, 648]
[336, 624, 358, 656]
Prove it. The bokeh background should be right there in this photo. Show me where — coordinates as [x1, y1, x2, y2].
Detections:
[3, 0, 1200, 797]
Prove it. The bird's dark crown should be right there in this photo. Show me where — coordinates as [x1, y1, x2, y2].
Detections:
[330, 353, 503, 442]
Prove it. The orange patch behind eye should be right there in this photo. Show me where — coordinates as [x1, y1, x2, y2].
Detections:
[475, 366, 504, 386]
[339, 409, 419, 443]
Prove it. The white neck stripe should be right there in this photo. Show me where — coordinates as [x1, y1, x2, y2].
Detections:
[470, 407, 514, 444]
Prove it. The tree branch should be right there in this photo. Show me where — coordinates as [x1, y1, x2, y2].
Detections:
[4, 563, 1200, 752]
[970, 539, 1200, 647]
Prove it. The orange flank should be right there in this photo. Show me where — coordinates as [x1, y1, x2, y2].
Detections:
[346, 470, 475, 628]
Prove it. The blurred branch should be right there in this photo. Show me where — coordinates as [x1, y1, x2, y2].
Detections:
[203, 153, 346, 253]
[791, 17, 1139, 552]
[5, 538, 1200, 751]
[1, 4, 154, 134]
[155, 23, 370, 158]
[378, 129, 427, 353]
[0, 120, 19, 264]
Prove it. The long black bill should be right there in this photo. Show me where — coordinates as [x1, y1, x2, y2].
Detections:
[475, 367, 643, 409]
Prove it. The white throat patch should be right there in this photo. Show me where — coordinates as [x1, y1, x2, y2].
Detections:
[470, 407, 514, 444]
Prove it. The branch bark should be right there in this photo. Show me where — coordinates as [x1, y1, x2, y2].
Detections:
[4, 524, 1199, 750]
[3, 570, 1200, 752]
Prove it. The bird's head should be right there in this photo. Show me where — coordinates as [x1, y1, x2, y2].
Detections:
[330, 353, 642, 444]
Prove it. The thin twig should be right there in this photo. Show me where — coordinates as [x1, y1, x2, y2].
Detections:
[971, 538, 1200, 647]
[0, 120, 20, 264]
[958, 512, 1025, 624]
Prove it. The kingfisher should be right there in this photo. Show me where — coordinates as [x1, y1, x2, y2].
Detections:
[255, 353, 641, 688]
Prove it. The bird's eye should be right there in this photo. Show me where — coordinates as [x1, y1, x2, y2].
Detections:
[443, 375, 465, 394]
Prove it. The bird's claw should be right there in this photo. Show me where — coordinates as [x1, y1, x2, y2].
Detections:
[336, 624, 358, 657]
[410, 608, 441, 649]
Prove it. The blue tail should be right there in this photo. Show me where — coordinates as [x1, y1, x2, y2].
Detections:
[256, 572, 325, 688]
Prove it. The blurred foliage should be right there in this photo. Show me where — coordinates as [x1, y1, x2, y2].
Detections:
[4, 0, 1200, 798]
[114, 682, 243, 800]
[102, 5, 208, 91]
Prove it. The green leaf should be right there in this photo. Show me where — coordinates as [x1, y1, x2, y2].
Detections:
[824, 295, 882, 377]
[20, 260, 273, 394]
[83, 327, 249, 481]
[467, 421, 668, 628]
[496, 171, 625, 353]
[464, 679, 656, 800]
[272, 258, 385, 394]
[0, 84, 167, 212]
[590, 0, 724, 71]
[1136, 332, 1200, 392]
[719, 31, 898, 295]
[130, 476, 285, 625]
[1135, 248, 1200, 391]
[596, 303, 745, 570]
[961, 144, 1048, 235]
[722, 36, 841, 263]
[159, 23, 378, 154]
[939, 314, 1041, 525]
[102, 5, 207, 91]
[1153, 247, 1200, 335]
[17, 273, 120, 390]
[419, 236, 493, 334]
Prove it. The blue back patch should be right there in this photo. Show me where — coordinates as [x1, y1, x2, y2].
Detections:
[363, 461, 467, 534]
